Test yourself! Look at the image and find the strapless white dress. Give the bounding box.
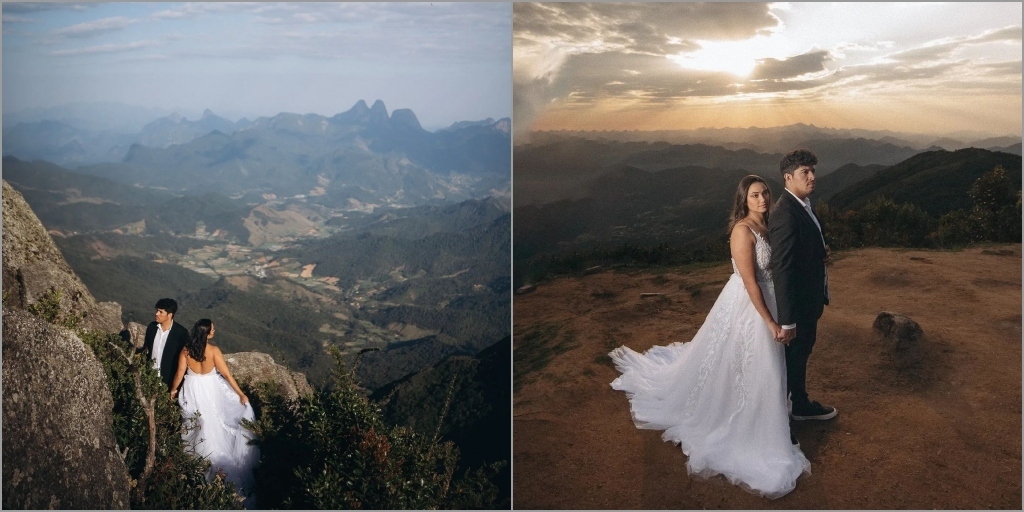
[178,366,259,505]
[609,229,810,498]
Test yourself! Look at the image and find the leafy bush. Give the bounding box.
[26,288,82,329]
[81,330,244,509]
[823,165,1021,250]
[246,350,501,509]
[855,197,934,247]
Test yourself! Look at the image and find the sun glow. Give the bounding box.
[669,39,763,77]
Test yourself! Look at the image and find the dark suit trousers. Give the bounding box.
[785,316,818,406]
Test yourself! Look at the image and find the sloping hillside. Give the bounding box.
[829,148,1022,216]
[513,245,1021,509]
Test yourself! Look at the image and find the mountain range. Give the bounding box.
[52,100,510,207]
[527,124,1021,154]
[829,148,1022,216]
[513,140,1021,285]
[4,100,511,210]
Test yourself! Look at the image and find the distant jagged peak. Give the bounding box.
[350,99,370,114]
[369,99,389,118]
[390,108,422,131]
[201,108,216,119]
[493,118,511,134]
[168,112,184,123]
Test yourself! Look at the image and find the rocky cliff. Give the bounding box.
[3,179,131,509]
[2,180,122,333]
[2,178,313,507]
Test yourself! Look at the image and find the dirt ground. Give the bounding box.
[513,244,1022,509]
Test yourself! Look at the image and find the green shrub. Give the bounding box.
[81,330,243,509]
[246,350,501,509]
[856,197,934,247]
[27,288,80,329]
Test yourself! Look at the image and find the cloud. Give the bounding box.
[2,3,93,14]
[974,25,1022,43]
[2,13,38,23]
[150,2,262,21]
[143,3,507,65]
[513,2,780,135]
[50,40,157,57]
[977,60,1023,77]
[51,16,137,39]
[750,50,831,80]
[515,2,780,53]
[885,24,1022,64]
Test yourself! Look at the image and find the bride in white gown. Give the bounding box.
[170,319,259,506]
[609,175,810,498]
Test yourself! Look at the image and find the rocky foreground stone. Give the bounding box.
[2,308,131,509]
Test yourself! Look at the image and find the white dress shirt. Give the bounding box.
[152,324,172,369]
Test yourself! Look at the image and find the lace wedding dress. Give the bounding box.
[609,229,810,498]
[179,367,259,505]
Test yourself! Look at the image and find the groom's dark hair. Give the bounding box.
[155,298,178,317]
[779,149,818,176]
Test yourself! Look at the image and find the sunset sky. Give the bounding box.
[3,2,511,128]
[514,2,1022,136]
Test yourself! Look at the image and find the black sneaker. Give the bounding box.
[791,400,837,421]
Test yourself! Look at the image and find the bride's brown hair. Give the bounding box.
[186,319,212,362]
[727,175,771,234]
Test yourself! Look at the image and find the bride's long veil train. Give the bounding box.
[610,231,810,499]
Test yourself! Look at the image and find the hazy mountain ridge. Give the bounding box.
[96,100,510,206]
[828,148,1023,215]
[514,136,926,208]
[514,139,1020,286]
[136,109,241,148]
[2,157,250,240]
[527,124,1020,153]
[4,101,512,209]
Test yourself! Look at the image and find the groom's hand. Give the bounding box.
[779,327,796,344]
[824,244,833,266]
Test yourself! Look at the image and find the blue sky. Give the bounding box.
[3,2,511,128]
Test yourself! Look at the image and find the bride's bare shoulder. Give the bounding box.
[730,221,755,240]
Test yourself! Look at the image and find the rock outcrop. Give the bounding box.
[873,311,924,350]
[2,308,131,509]
[223,352,314,401]
[2,180,122,333]
[123,322,313,400]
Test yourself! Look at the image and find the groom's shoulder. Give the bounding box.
[171,321,189,334]
[770,196,796,216]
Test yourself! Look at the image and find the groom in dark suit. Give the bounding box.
[139,298,189,390]
[769,149,838,422]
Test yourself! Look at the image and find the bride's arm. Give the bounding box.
[170,349,187,399]
[730,225,784,341]
[212,346,249,405]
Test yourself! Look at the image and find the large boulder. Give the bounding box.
[2,180,122,334]
[2,308,131,509]
[873,311,924,350]
[222,352,314,401]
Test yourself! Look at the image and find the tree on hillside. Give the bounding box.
[936,165,1021,245]
[823,164,1021,249]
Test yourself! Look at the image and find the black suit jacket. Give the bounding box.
[141,321,189,388]
[769,190,829,326]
